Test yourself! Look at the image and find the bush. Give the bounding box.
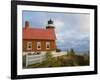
[56,48,61,52]
[67,48,75,57]
[45,51,52,62]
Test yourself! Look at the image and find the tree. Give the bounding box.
[70,48,75,54]
[67,48,75,56]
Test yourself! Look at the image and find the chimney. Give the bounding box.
[25,21,30,29]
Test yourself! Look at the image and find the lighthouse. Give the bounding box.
[46,19,55,29]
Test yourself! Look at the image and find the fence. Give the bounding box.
[26,53,46,67]
[25,51,67,67]
[52,52,67,57]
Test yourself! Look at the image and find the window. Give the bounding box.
[27,42,32,50]
[37,42,41,50]
[46,42,50,49]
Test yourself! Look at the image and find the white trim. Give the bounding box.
[46,42,50,50]
[37,41,41,50]
[17,5,95,75]
[48,24,55,27]
[27,41,32,50]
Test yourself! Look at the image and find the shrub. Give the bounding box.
[45,51,52,62]
[56,48,61,52]
[67,48,75,57]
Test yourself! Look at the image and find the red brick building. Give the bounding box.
[23,19,56,55]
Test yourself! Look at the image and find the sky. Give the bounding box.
[22,11,90,53]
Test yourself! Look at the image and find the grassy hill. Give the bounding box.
[24,49,89,68]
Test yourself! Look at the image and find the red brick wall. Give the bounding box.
[23,39,56,52]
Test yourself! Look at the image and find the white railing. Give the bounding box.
[52,52,67,57]
[25,51,67,67]
[26,54,46,67]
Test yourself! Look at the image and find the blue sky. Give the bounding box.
[22,11,90,53]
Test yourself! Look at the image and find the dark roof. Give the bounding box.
[48,19,53,24]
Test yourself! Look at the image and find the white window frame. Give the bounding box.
[37,42,41,50]
[27,42,32,50]
[46,42,50,50]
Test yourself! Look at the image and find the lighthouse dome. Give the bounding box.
[48,19,53,24]
[46,19,55,29]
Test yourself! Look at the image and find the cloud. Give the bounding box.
[51,19,65,33]
[62,13,90,33]
[77,14,90,32]
[56,30,89,41]
[56,29,89,52]
[23,11,90,52]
